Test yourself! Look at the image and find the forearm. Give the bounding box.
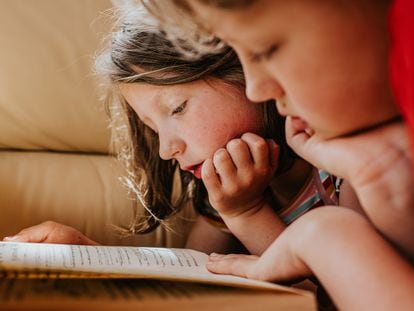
[339,121,414,259]
[288,120,414,258]
[283,207,414,310]
[185,216,243,254]
[220,202,286,255]
[350,147,414,260]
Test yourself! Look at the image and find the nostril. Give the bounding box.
[159,145,181,160]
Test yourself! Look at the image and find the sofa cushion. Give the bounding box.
[0,151,196,247]
[0,0,112,153]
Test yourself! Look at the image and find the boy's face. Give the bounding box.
[189,0,399,139]
[120,79,264,179]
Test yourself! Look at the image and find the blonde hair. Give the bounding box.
[95,3,292,234]
[140,0,229,59]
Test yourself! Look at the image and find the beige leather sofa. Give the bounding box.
[0,0,195,246]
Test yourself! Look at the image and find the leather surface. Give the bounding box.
[0,0,196,246]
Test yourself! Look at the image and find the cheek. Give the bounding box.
[237,104,266,133]
[188,120,239,153]
[182,119,228,152]
[186,104,265,153]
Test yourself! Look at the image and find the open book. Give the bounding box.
[0,242,316,310]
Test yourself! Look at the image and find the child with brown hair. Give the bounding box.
[142,0,414,309]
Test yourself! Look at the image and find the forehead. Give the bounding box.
[189,0,343,47]
[190,0,284,41]
[119,82,161,103]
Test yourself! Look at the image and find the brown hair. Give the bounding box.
[96,4,293,234]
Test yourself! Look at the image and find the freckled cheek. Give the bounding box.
[193,123,235,151]
[180,122,223,153]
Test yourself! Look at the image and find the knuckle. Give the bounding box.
[242,174,255,186]
[241,132,257,141]
[42,220,57,227]
[252,138,267,152]
[226,139,243,152]
[202,166,215,180]
[213,148,228,163]
[257,166,272,177]
[227,184,242,196]
[41,221,62,232]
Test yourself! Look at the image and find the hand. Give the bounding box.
[285,117,410,190]
[207,253,311,284]
[2,221,99,245]
[202,133,279,218]
[286,117,414,258]
[207,209,320,282]
[206,207,414,311]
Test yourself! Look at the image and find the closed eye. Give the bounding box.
[250,44,279,63]
[172,100,187,115]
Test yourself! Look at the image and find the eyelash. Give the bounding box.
[250,44,279,63]
[172,100,187,115]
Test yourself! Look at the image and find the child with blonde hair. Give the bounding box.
[4,4,349,264]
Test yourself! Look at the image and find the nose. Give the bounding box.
[158,129,185,160]
[239,56,285,103]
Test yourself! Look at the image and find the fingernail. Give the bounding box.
[3,235,23,241]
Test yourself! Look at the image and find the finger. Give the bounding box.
[285,117,337,174]
[3,221,56,243]
[285,116,312,156]
[202,158,222,194]
[240,133,270,170]
[3,221,98,245]
[225,138,253,172]
[212,148,237,183]
[207,253,260,278]
[285,117,326,166]
[42,224,98,245]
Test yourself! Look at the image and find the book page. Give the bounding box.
[0,242,307,295]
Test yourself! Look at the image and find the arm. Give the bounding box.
[286,118,414,259]
[185,216,245,254]
[2,221,99,245]
[207,206,414,311]
[338,179,365,216]
[202,133,286,255]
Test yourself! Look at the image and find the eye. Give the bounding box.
[250,44,279,63]
[262,44,279,60]
[172,100,187,115]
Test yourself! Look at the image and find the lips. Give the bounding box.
[289,116,315,134]
[193,164,203,179]
[290,116,308,129]
[182,163,203,179]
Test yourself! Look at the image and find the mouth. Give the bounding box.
[289,116,314,135]
[183,163,203,179]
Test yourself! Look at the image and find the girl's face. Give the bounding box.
[189,0,399,139]
[120,79,264,178]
